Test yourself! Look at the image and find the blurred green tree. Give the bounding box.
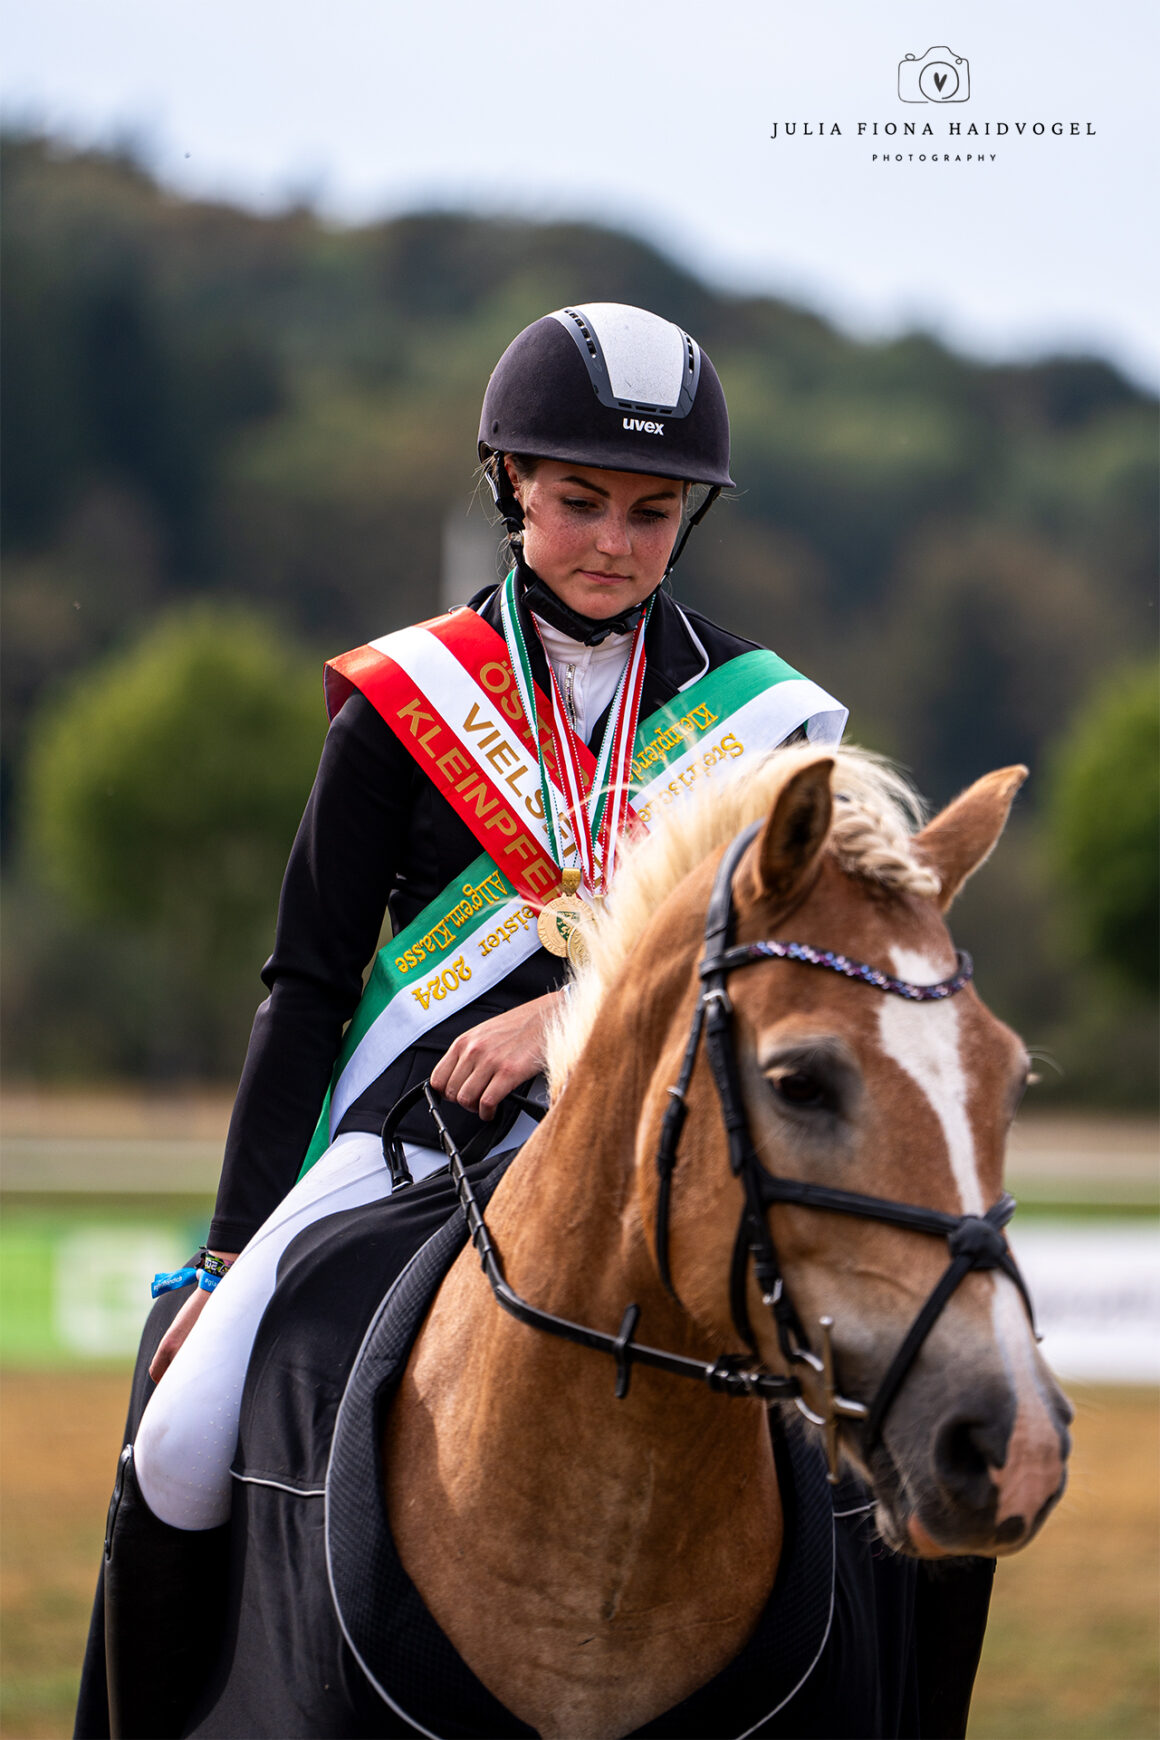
[1047,663,1159,995]
[23,605,326,1073]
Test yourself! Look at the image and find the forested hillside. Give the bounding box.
[3,133,1155,1095]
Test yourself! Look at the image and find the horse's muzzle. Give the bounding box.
[877,1370,1072,1558]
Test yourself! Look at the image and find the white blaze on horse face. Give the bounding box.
[875,948,983,1218]
[877,949,1066,1531]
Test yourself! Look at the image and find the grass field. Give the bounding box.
[1,1371,1156,1739]
[969,1386,1159,1740]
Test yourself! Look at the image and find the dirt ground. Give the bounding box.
[969,1384,1160,1740]
[1,1373,129,1738]
[1,1371,1156,1740]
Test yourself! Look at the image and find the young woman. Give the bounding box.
[128,303,848,1534]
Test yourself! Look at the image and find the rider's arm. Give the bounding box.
[149,1245,240,1379]
[207,694,413,1253]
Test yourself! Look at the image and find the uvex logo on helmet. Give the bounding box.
[623,417,664,435]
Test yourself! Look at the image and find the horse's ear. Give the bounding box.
[914,765,1029,911]
[751,757,835,908]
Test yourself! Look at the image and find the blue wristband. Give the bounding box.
[197,1269,222,1293]
[151,1267,198,1299]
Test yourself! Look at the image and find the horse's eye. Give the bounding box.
[772,1070,826,1109]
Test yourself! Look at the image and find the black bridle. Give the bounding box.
[381,820,1037,1483]
[656,820,1037,1476]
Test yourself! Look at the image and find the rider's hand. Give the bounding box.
[430,992,562,1120]
[148,1250,239,1382]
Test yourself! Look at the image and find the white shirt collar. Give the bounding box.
[531,614,633,741]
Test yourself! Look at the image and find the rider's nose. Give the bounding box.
[595,514,632,557]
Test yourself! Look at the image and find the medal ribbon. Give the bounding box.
[500,569,651,895]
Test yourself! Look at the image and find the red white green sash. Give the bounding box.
[299,606,846,1174]
[325,602,618,907]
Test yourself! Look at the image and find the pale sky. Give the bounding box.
[4,0,1158,387]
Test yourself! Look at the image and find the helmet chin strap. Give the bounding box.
[665,485,720,576]
[517,554,649,646]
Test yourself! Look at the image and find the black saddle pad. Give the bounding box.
[325,1221,850,1739]
[317,1178,953,1739]
[233,1152,515,1494]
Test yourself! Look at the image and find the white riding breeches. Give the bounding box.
[134,1117,536,1531]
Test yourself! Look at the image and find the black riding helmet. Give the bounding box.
[478,303,734,642]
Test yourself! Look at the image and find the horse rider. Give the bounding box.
[123,302,847,1539]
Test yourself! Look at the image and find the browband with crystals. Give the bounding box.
[700,942,974,1002]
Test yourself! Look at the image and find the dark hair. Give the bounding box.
[486,452,539,488]
[478,454,537,567]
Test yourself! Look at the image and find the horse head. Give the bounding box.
[553,746,1071,1563]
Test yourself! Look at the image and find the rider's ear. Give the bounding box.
[751,757,834,909]
[502,454,523,506]
[914,765,1029,911]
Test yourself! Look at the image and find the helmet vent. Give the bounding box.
[553,303,694,417]
[568,311,600,360]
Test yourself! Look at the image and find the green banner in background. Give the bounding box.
[0,1206,209,1366]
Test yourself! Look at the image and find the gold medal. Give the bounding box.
[537,868,592,959]
[565,923,591,968]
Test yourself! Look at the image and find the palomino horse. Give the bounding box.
[85,746,1070,1740]
[380,747,1070,1739]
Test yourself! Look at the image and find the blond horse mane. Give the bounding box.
[545,744,941,1092]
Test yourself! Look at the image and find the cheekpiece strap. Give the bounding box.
[702,822,762,963]
[653,822,761,1302]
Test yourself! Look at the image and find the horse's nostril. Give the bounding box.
[934,1413,1007,1510]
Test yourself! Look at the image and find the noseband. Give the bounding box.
[382,820,1037,1484]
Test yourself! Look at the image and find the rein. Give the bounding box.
[381,1081,799,1404]
[381,821,1037,1484]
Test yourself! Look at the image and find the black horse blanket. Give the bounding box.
[76,1154,994,1739]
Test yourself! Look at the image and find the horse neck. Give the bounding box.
[404,935,781,1539]
[385,903,783,1736]
[487,935,713,1364]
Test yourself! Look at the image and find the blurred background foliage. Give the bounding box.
[3,131,1157,1101]
[20,606,323,1076]
[1047,664,1159,998]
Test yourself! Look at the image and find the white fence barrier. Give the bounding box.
[1011,1222,1160,1383]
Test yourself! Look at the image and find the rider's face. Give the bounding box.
[506,458,685,621]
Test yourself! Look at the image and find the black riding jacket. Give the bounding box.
[209,583,763,1252]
